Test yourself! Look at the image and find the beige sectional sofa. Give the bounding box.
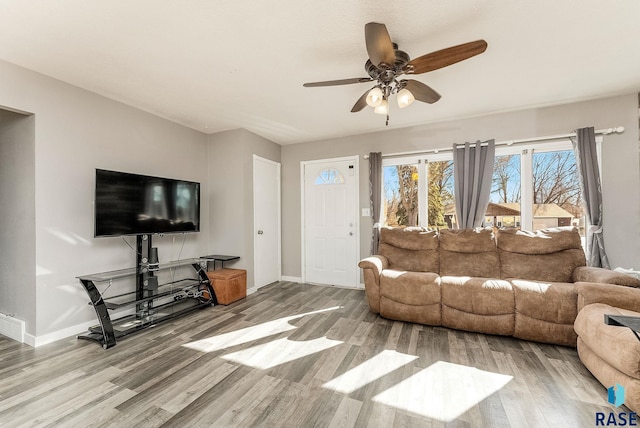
[359,226,640,347]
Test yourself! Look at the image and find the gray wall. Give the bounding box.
[0,52,637,342]
[0,59,210,340]
[207,128,281,290]
[281,93,640,279]
[0,109,35,331]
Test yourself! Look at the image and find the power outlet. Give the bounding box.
[362,208,371,217]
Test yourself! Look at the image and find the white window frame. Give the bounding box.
[380,137,601,230]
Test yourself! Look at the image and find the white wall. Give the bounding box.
[0,109,35,331]
[206,129,281,290]
[0,59,210,341]
[281,93,640,279]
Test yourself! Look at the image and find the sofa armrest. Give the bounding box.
[358,255,389,276]
[573,266,640,287]
[576,282,640,312]
[358,255,388,314]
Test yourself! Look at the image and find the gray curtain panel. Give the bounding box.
[453,139,495,229]
[369,152,382,255]
[573,127,610,268]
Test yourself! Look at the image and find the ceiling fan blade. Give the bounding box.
[365,22,396,67]
[403,80,441,104]
[351,88,373,112]
[406,40,488,74]
[303,77,373,87]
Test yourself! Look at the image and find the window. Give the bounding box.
[427,160,454,229]
[382,157,454,228]
[314,168,344,185]
[490,154,521,229]
[383,163,419,226]
[532,149,585,242]
[380,139,586,241]
[488,144,584,241]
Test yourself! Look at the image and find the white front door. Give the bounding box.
[303,157,359,287]
[253,155,281,289]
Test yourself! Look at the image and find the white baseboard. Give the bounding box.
[305,282,364,291]
[0,313,25,343]
[281,276,302,283]
[24,320,96,348]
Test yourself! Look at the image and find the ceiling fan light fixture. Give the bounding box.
[397,88,415,108]
[374,99,389,115]
[366,87,384,107]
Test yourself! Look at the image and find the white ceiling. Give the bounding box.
[1,1,639,145]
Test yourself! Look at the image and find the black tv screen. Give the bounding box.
[94,169,200,237]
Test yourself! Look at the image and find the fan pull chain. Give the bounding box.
[386,114,389,126]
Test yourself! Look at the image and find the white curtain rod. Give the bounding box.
[364,126,625,159]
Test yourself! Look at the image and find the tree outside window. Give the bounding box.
[427,160,454,228]
[383,165,418,226]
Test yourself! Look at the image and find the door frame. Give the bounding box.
[300,155,360,286]
[253,154,282,290]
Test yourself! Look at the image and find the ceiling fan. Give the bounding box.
[303,22,488,125]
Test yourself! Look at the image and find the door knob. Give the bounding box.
[258,230,264,235]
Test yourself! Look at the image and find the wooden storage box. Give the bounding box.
[206,268,247,305]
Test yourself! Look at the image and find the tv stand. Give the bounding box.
[77,235,216,349]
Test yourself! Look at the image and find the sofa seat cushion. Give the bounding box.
[439,228,500,278]
[441,276,514,315]
[575,303,640,379]
[380,270,440,306]
[441,276,514,336]
[512,279,578,323]
[497,227,586,282]
[511,279,578,346]
[379,270,441,326]
[378,227,439,272]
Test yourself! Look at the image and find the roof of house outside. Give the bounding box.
[531,203,575,218]
[444,202,575,218]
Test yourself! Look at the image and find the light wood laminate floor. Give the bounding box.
[0,282,617,427]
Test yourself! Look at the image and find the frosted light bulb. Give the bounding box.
[366,87,383,107]
[397,88,415,108]
[374,99,389,115]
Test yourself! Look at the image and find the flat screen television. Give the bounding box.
[94,169,200,237]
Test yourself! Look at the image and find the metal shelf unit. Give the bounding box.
[77,235,216,349]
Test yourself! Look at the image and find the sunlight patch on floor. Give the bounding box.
[222,336,343,369]
[322,350,418,394]
[372,361,513,422]
[182,306,341,353]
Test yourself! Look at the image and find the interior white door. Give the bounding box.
[304,158,358,286]
[253,155,281,289]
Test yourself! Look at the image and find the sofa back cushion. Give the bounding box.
[497,227,586,282]
[378,227,439,272]
[439,228,500,278]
